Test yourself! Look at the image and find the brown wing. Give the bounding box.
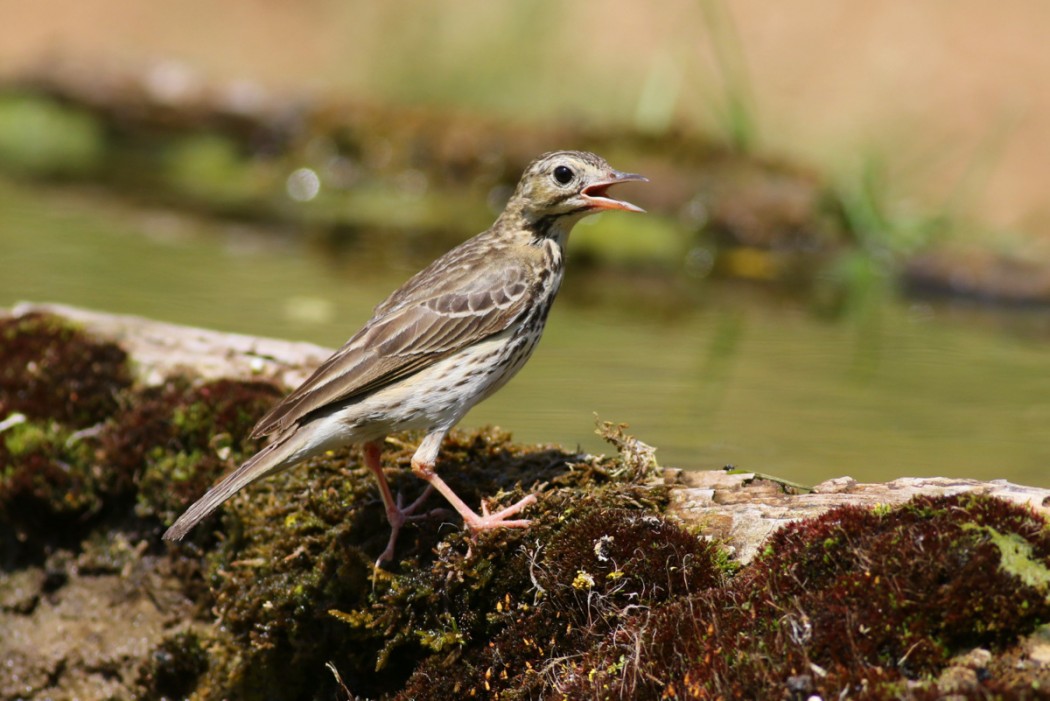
[251,249,536,439]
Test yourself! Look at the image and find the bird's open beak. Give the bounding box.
[582,170,648,213]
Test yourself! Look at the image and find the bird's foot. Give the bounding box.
[462,493,538,532]
[375,486,448,567]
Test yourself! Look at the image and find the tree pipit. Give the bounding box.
[163,150,647,564]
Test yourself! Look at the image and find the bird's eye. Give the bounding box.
[553,165,574,185]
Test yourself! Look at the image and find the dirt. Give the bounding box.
[0,540,204,700]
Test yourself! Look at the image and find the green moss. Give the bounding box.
[0,419,102,549]
[2,419,51,456]
[156,424,696,700]
[166,433,416,697]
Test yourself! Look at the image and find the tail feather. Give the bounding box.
[162,439,292,542]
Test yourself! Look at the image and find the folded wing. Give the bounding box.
[251,256,535,439]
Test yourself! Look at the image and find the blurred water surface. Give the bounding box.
[2,177,1048,487]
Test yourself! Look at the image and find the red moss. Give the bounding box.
[560,493,1050,699]
[0,312,131,428]
[752,494,1050,676]
[103,378,281,527]
[541,507,723,609]
[392,501,724,700]
[0,371,281,563]
[0,421,101,538]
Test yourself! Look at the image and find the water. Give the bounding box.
[2,177,1048,487]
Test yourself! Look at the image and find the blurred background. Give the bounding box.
[1,0,1048,486]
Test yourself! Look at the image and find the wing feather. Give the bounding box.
[251,250,537,439]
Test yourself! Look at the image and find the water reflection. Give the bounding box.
[1,178,1048,488]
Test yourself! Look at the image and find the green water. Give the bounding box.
[1,177,1048,487]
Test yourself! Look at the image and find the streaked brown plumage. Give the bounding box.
[163,150,646,563]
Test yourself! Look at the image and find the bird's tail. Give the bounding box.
[162,437,295,542]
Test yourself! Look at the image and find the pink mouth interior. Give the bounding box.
[582,181,643,212]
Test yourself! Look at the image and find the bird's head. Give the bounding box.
[505,151,647,234]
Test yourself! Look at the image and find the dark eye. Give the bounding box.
[553,165,574,185]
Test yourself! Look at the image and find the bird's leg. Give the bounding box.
[399,482,437,518]
[410,432,537,532]
[363,440,436,565]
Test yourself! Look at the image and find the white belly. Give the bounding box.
[311,326,543,446]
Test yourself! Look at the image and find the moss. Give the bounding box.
[557,493,1050,699]
[0,312,132,428]
[0,419,101,542]
[0,318,281,562]
[387,497,724,701]
[751,494,1050,676]
[195,448,450,696]
[0,311,133,561]
[135,631,209,700]
[3,310,1047,699]
[108,377,281,530]
[184,444,406,700]
[159,425,689,700]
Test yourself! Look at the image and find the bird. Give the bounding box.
[162,150,647,563]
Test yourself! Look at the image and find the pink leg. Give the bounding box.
[363,441,436,565]
[409,431,537,533]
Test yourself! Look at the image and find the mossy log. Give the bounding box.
[12,300,1050,565]
[3,301,1050,700]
